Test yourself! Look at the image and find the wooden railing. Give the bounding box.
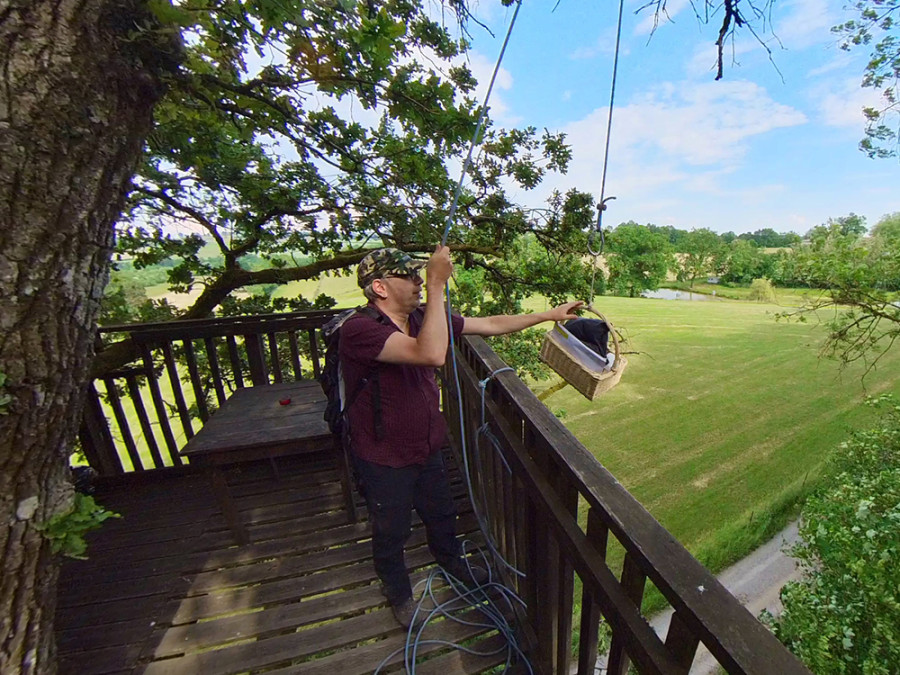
[443,336,812,675]
[79,310,338,475]
[78,311,812,674]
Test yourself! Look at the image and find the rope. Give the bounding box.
[372,543,533,675]
[383,4,535,671]
[442,0,528,584]
[598,0,624,218]
[441,0,522,247]
[587,0,626,303]
[453,363,525,578]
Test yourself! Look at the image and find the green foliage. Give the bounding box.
[101,270,152,325]
[833,0,900,158]
[434,192,596,377]
[606,222,672,297]
[777,214,900,369]
[769,396,900,673]
[647,223,689,248]
[807,213,869,240]
[643,224,802,254]
[105,0,587,348]
[0,372,12,414]
[486,329,549,381]
[679,228,722,286]
[871,212,900,248]
[449,195,595,319]
[747,278,776,302]
[738,228,802,248]
[38,494,121,560]
[714,239,772,284]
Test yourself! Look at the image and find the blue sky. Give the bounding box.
[459,0,898,235]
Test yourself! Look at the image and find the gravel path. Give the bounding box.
[591,521,802,674]
[649,520,802,674]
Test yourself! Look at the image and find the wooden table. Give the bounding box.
[180,381,357,544]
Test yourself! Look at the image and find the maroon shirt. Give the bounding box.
[339,305,465,467]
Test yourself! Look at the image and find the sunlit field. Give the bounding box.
[138,276,900,576]
[528,294,900,573]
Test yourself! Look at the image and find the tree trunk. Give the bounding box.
[0,1,175,672]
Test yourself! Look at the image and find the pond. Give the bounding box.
[641,288,717,301]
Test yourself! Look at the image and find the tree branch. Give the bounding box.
[90,244,499,377]
[135,187,229,254]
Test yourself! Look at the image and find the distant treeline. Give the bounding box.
[604,212,900,294]
[649,225,802,249]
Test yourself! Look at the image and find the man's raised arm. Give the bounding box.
[462,301,583,337]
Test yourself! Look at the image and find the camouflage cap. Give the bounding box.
[357,248,427,288]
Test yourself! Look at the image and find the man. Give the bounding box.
[339,245,582,627]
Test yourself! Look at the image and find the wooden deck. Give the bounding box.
[55,450,514,674]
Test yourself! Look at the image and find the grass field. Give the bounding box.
[145,272,368,310]
[528,294,900,579]
[270,273,366,306]
[665,281,822,305]
[133,278,900,582]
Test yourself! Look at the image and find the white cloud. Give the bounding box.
[466,50,520,125]
[804,76,882,128]
[807,51,855,78]
[819,92,868,128]
[612,80,807,165]
[633,0,693,37]
[771,0,836,50]
[529,80,805,218]
[570,30,621,60]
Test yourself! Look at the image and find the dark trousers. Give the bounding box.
[353,450,461,605]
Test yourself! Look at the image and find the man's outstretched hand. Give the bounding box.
[546,301,584,322]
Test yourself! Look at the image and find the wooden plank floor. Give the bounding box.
[55,451,518,674]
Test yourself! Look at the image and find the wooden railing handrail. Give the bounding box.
[98,309,339,338]
[81,309,342,475]
[79,309,812,674]
[452,336,812,675]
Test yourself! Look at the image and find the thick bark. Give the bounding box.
[0,1,175,672]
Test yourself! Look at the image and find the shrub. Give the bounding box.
[748,278,776,302]
[768,397,900,674]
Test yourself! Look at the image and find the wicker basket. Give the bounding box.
[539,306,626,401]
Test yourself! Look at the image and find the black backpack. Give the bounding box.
[319,305,389,441]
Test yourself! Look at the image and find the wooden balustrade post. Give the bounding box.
[288,331,303,380]
[266,333,282,383]
[607,553,648,674]
[665,610,700,670]
[203,337,228,405]
[139,344,182,467]
[226,335,245,388]
[577,508,610,674]
[244,333,269,385]
[77,382,123,476]
[307,328,321,378]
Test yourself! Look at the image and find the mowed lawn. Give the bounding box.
[529,295,900,572]
[137,276,900,574]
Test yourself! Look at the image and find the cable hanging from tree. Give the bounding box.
[539,0,629,402]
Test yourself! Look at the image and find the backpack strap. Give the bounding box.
[369,371,384,440]
[342,305,389,440]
